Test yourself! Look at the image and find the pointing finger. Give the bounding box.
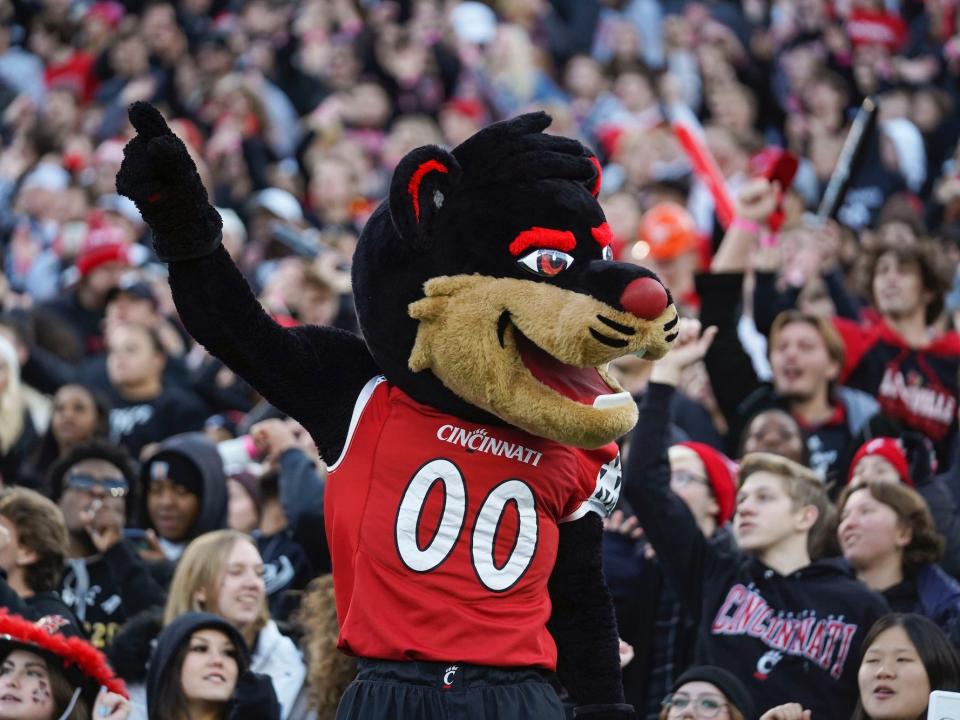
[128,101,173,140]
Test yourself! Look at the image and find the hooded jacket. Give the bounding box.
[625,383,890,720]
[140,433,228,557]
[146,612,279,720]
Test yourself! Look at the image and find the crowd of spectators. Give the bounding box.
[4,0,960,718]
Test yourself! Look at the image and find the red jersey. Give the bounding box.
[324,376,622,669]
[835,317,960,465]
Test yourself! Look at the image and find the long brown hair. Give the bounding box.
[295,575,356,719]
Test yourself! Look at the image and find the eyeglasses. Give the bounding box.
[662,693,728,718]
[670,470,710,488]
[65,473,129,498]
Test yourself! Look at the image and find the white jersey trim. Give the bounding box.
[328,375,387,472]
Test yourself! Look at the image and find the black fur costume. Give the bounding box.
[117,103,679,719]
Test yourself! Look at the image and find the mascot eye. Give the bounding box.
[602,246,614,261]
[517,249,575,277]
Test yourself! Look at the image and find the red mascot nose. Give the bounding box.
[620,277,668,320]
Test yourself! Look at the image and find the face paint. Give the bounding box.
[31,683,50,703]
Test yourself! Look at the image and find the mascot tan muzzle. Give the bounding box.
[409,274,679,448]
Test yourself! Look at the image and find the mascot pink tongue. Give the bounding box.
[518,276,668,405]
[516,334,614,404]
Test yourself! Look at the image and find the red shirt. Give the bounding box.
[325,376,621,669]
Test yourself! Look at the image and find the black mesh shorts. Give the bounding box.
[335,658,567,719]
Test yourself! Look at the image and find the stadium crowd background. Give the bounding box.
[4,0,960,718]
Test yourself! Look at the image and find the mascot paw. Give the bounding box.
[116,102,222,261]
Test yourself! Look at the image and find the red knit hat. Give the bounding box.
[0,611,127,716]
[676,441,739,525]
[75,240,129,277]
[848,437,912,486]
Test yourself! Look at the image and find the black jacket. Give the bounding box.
[625,383,890,720]
[0,409,37,486]
[59,540,166,649]
[109,385,210,459]
[147,612,280,720]
[0,572,82,637]
[603,520,737,717]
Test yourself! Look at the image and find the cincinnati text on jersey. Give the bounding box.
[436,425,544,467]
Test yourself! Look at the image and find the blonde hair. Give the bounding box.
[738,452,831,552]
[164,530,269,646]
[295,575,356,719]
[0,336,25,454]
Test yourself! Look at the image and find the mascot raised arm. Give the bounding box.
[117,102,678,720]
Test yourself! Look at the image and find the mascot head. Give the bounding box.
[353,113,678,448]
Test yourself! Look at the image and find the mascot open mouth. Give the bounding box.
[408,274,675,448]
[506,315,634,410]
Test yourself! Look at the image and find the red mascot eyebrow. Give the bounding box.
[591,222,613,248]
[408,160,449,221]
[509,227,577,256]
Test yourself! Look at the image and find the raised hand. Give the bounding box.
[92,687,131,720]
[116,102,222,261]
[79,500,124,554]
[735,177,780,226]
[650,318,718,387]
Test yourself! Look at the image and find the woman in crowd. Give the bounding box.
[838,480,960,639]
[146,612,278,720]
[761,613,960,720]
[164,530,307,719]
[659,666,753,720]
[0,610,129,720]
[0,336,37,485]
[26,383,109,485]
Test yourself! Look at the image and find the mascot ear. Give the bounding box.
[389,145,462,249]
[584,149,603,198]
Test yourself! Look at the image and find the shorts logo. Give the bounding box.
[442,665,459,689]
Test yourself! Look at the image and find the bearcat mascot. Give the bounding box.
[117,102,679,720]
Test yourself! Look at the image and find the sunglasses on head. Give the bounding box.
[65,473,129,498]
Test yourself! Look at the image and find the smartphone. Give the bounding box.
[929,689,960,719]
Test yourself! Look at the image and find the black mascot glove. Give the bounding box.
[116,101,223,261]
[227,670,281,720]
[573,704,637,719]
